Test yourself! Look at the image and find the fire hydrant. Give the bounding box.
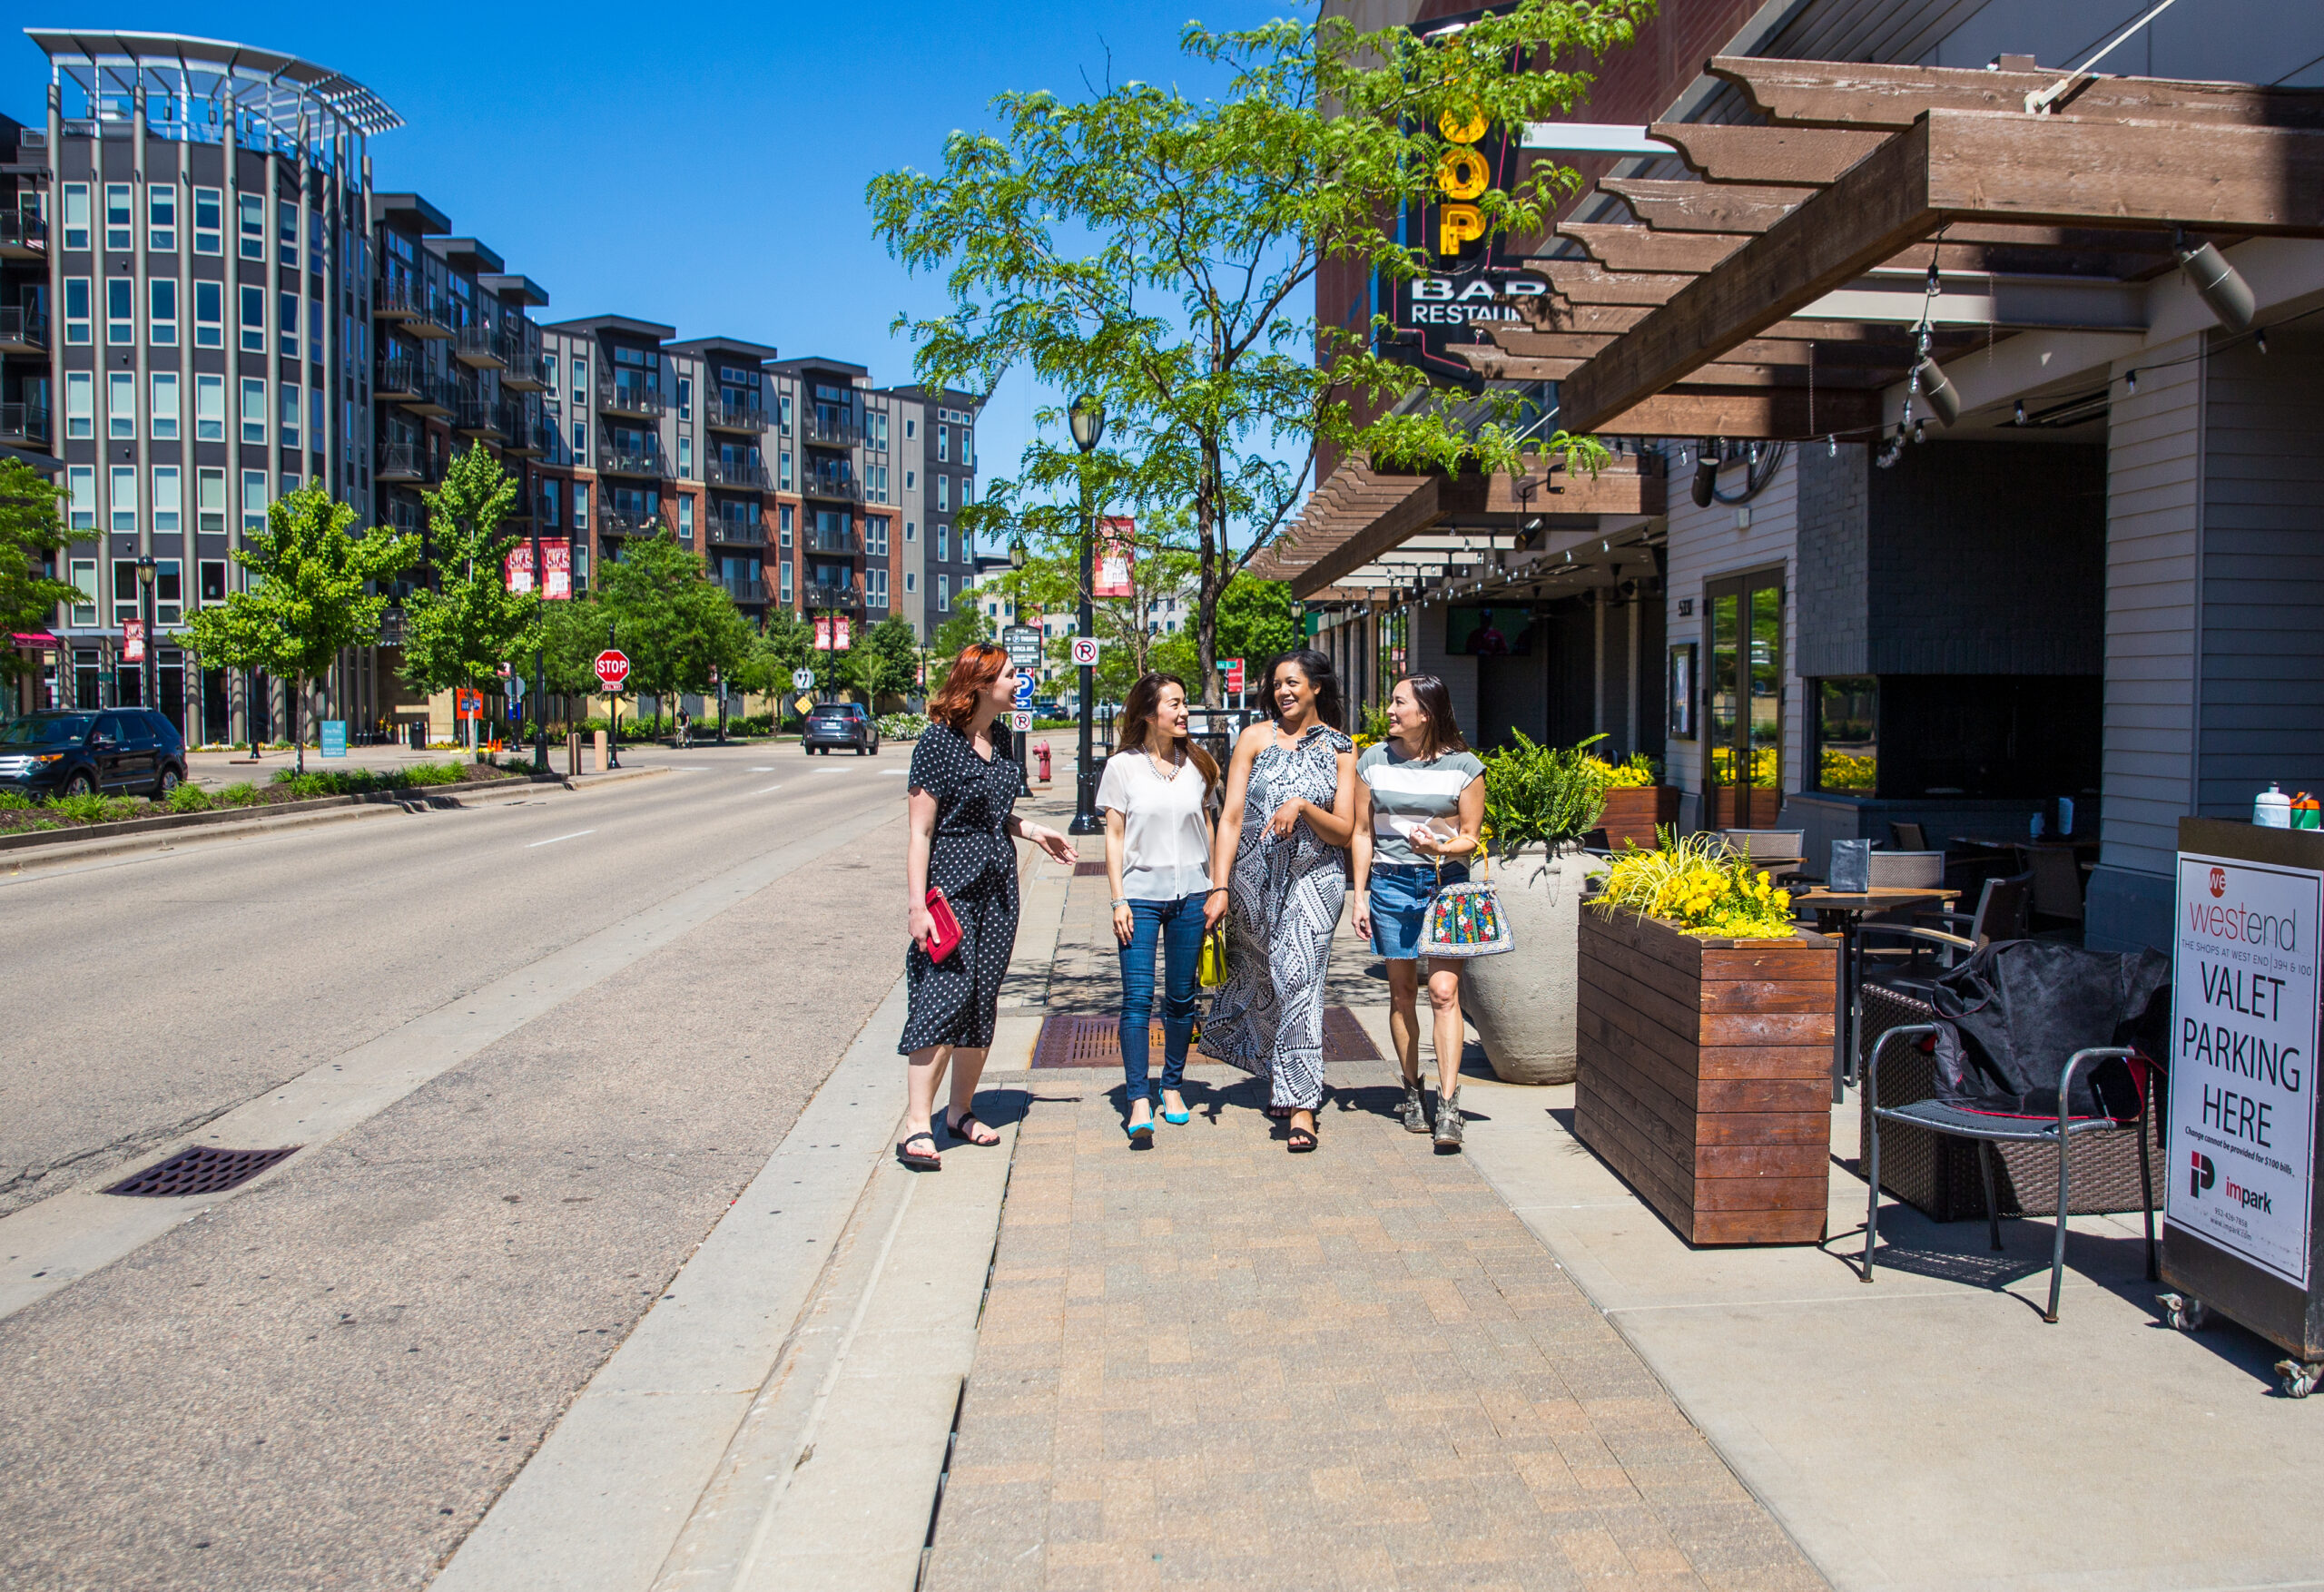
[1033,740,1052,784]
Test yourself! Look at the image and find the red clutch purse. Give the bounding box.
[923,888,963,962]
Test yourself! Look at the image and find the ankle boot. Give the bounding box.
[1400,1074,1430,1134]
[1433,1083,1463,1149]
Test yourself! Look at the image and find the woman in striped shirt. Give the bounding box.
[1349,675,1485,1148]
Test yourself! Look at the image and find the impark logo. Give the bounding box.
[2191,1151,2216,1199]
[2211,866,2228,899]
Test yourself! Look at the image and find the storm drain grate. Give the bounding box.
[1031,1007,1380,1068]
[105,1145,302,1197]
[1072,860,1108,877]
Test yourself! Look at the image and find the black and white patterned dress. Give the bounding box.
[900,722,1020,1054]
[1199,723,1353,1109]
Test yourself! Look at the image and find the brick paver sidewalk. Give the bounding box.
[928,1058,1828,1592]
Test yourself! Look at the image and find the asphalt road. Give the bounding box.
[0,737,917,1590]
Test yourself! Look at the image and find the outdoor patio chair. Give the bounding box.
[1715,828,1804,861]
[1850,871,2034,1085]
[2023,845,2086,929]
[1890,821,1928,850]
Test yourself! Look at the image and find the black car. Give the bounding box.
[800,703,881,756]
[0,709,188,799]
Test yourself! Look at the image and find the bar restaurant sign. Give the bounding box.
[1380,24,1549,383]
[2168,849,2323,1287]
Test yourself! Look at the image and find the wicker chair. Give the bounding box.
[1863,1023,2157,1322]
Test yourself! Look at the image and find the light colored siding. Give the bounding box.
[1662,450,1802,803]
[1412,598,1477,744]
[2102,335,2202,879]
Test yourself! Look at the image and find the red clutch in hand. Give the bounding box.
[923,888,963,962]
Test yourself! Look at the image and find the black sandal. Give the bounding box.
[897,1131,942,1171]
[946,1111,999,1146]
[1286,1125,1317,1153]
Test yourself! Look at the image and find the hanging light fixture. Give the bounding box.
[1912,355,1960,427]
[2177,231,2255,331]
[2014,399,2026,426]
[1690,456,1718,509]
[1827,434,1837,457]
[2126,369,2139,395]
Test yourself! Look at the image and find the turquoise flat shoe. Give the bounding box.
[1126,1111,1155,1141]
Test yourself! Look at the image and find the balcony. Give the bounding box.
[806,524,861,556]
[707,398,770,434]
[718,576,770,604]
[600,447,672,479]
[374,280,451,338]
[0,306,49,355]
[377,443,432,482]
[707,457,770,489]
[804,413,861,447]
[709,513,764,545]
[602,506,663,537]
[0,211,44,260]
[375,358,426,402]
[0,401,48,446]
[803,473,862,504]
[388,370,455,418]
[598,383,666,420]
[500,333,547,392]
[502,409,550,458]
[454,323,507,370]
[453,398,499,438]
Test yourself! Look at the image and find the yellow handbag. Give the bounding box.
[1197,924,1228,988]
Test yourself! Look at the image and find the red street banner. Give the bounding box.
[122,619,145,663]
[455,688,485,720]
[814,615,852,651]
[505,541,573,599]
[1221,657,1245,693]
[1094,516,1136,599]
[594,649,631,691]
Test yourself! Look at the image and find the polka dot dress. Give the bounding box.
[900,722,1023,1054]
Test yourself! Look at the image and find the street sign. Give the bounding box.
[507,673,527,701]
[793,693,815,717]
[1009,711,1033,732]
[1221,657,1245,693]
[595,649,631,691]
[1069,635,1102,668]
[1002,624,1041,668]
[455,688,485,720]
[792,668,815,691]
[1013,672,1035,709]
[320,720,347,758]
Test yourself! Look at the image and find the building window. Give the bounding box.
[193,280,222,348]
[69,557,97,626]
[104,183,132,251]
[241,378,265,444]
[572,420,586,459]
[61,183,90,251]
[200,558,226,602]
[778,393,792,433]
[64,277,91,344]
[905,519,916,543]
[542,355,559,400]
[867,516,889,555]
[904,416,915,439]
[110,466,137,533]
[676,378,692,420]
[238,192,263,260]
[868,567,889,608]
[678,495,694,539]
[192,187,222,254]
[240,284,264,352]
[937,423,949,463]
[105,278,133,345]
[960,426,973,466]
[678,435,693,479]
[780,560,793,602]
[148,185,176,252]
[904,570,916,595]
[574,483,589,531]
[936,525,948,561]
[938,574,950,612]
[107,372,135,439]
[873,412,890,448]
[281,383,300,450]
[153,467,182,533]
[64,373,93,439]
[542,478,561,527]
[277,199,298,266]
[148,278,177,345]
[571,356,587,397]
[151,373,179,440]
[67,467,95,532]
[197,468,225,534]
[241,470,268,533]
[309,296,322,364]
[779,503,793,549]
[195,374,224,441]
[279,291,299,359]
[935,475,950,513]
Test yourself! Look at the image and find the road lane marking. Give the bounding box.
[527,830,596,848]
[752,785,783,795]
[750,767,775,771]
[881,770,909,777]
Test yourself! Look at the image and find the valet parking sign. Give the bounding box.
[2168,852,2322,1287]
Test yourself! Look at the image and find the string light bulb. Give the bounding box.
[1827,433,1837,457]
[2126,369,2139,394]
[2256,327,2270,355]
[2014,399,2026,426]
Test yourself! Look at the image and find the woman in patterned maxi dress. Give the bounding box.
[1200,649,1357,1152]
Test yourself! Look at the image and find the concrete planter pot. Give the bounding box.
[1462,842,1603,1085]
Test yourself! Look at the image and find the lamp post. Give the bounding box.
[1008,531,1030,794]
[1067,395,1104,837]
[530,496,547,773]
[132,555,158,714]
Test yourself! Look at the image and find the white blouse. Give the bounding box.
[1096,748,1215,901]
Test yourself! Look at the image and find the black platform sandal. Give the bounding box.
[1286,1125,1317,1153]
[897,1131,942,1171]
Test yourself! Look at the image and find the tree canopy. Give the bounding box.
[0,459,80,683]
[398,444,540,722]
[596,532,754,713]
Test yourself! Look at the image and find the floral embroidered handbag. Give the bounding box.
[1420,848,1514,959]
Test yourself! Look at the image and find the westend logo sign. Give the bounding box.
[2167,852,2321,1287]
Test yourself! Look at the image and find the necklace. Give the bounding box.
[1148,744,1186,781]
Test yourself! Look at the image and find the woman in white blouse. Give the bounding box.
[1098,673,1222,1141]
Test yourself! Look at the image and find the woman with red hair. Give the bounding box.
[897,643,1077,1170]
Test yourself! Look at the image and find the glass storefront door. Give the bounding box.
[1706,571,1785,829]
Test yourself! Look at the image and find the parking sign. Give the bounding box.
[1009,711,1034,732]
[1070,635,1101,668]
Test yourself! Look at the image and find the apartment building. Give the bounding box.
[891,384,981,634]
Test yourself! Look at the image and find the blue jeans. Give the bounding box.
[1118,894,1205,1101]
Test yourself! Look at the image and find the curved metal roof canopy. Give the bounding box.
[25,28,403,137]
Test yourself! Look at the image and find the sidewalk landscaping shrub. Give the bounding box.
[0,758,521,836]
[1479,732,1611,854]
[876,712,926,741]
[1591,828,1797,939]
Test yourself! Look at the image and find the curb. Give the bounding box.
[0,765,667,869]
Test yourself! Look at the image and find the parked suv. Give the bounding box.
[0,709,189,799]
[800,703,881,756]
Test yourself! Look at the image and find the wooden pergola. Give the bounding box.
[1262,56,2324,601]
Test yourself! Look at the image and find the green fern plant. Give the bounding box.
[1479,732,1612,854]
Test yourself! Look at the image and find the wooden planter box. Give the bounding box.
[1598,785,1680,850]
[1575,908,1837,1245]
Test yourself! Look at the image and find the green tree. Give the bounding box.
[0,460,80,685]
[399,444,540,743]
[181,485,416,771]
[930,602,993,663]
[1214,575,1299,674]
[598,532,753,725]
[848,614,921,703]
[870,1,1636,702]
[540,593,611,697]
[736,607,814,702]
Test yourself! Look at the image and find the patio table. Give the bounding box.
[1792,886,1959,1103]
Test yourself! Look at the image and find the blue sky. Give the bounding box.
[7,3,1285,499]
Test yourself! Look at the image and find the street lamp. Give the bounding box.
[132,555,158,714]
[1067,394,1104,837]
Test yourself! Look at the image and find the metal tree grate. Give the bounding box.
[1031,1007,1381,1068]
[105,1145,301,1197]
[1073,860,1108,877]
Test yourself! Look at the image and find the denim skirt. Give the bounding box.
[1367,860,1468,960]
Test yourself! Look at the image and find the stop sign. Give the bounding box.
[594,649,631,690]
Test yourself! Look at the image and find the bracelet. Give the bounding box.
[1111,898,1130,908]
[1206,886,1229,896]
